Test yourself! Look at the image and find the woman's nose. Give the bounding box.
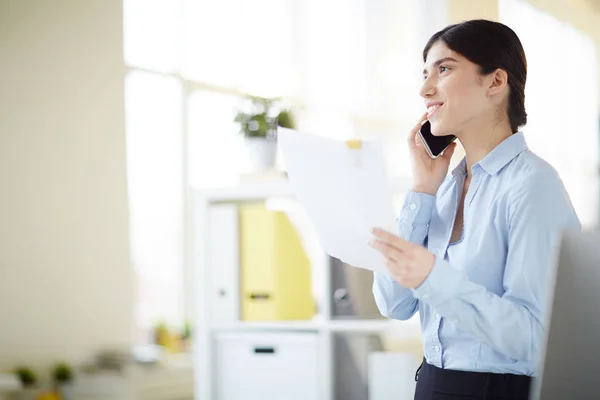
[420,78,436,98]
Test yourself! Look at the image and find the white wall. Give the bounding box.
[0,0,133,372]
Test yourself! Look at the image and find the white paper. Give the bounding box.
[278,128,398,273]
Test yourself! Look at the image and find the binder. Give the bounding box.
[208,203,240,322]
[239,203,314,321]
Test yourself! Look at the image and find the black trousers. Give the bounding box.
[414,359,533,400]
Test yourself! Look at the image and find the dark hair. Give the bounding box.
[423,19,527,133]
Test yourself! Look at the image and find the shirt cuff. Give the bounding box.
[399,191,436,227]
[412,257,464,306]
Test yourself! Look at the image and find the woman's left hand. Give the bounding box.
[369,228,436,289]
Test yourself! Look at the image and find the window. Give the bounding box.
[125,70,184,339]
[124,0,186,340]
[187,91,249,188]
[124,0,182,73]
[124,0,302,340]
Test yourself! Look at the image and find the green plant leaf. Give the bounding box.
[234,95,294,139]
[15,366,37,387]
[277,110,295,129]
[53,362,74,383]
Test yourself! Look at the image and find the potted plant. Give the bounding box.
[14,366,39,400]
[234,96,295,173]
[52,362,74,400]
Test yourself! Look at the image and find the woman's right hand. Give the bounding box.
[408,112,457,196]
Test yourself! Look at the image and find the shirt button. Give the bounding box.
[433,345,440,352]
[409,203,417,210]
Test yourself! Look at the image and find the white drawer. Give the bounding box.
[215,332,319,400]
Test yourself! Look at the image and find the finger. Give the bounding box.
[415,130,425,148]
[371,228,414,253]
[384,258,397,272]
[440,141,457,161]
[388,265,409,287]
[408,112,428,138]
[407,112,429,149]
[369,238,404,262]
[385,258,405,280]
[370,228,402,248]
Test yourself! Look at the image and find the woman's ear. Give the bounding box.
[487,68,509,96]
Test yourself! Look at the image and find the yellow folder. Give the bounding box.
[239,203,314,321]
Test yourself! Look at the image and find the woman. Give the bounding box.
[370,19,580,400]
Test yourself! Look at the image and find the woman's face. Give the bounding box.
[420,41,494,137]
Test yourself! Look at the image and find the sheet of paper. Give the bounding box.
[278,128,398,274]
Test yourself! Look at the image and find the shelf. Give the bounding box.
[194,174,417,400]
[211,320,322,332]
[195,176,413,203]
[196,180,294,203]
[328,318,417,332]
[210,317,419,334]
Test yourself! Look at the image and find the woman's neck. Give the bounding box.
[458,118,513,178]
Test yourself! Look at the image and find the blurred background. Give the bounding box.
[1,0,599,399]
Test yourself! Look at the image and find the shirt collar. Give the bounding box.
[452,132,528,177]
[452,157,467,177]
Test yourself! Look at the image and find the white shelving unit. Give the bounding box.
[192,178,416,400]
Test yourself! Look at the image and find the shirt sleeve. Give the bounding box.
[372,191,436,320]
[412,176,581,361]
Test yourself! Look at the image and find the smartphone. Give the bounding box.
[417,120,457,159]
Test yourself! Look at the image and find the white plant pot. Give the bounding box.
[244,137,277,173]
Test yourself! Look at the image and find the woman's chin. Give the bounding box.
[430,122,448,137]
[430,121,456,137]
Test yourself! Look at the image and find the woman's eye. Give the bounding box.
[439,66,449,73]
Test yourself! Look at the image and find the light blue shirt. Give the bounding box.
[373,132,581,376]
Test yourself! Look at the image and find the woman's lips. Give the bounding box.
[427,103,443,118]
